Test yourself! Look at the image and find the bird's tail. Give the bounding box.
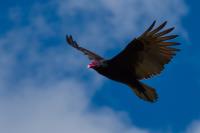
[127,81,158,103]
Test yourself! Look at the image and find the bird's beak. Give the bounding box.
[87,61,97,68]
[87,62,96,68]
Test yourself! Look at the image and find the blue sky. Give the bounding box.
[0,0,200,133]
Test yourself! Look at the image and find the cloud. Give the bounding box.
[55,0,188,53]
[0,2,147,133]
[0,79,149,133]
[186,120,200,133]
[0,0,189,133]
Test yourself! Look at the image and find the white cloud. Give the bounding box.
[0,0,189,133]
[186,120,200,133]
[0,80,149,133]
[55,0,188,53]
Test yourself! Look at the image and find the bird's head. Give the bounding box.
[87,60,107,69]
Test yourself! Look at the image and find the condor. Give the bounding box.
[66,21,180,103]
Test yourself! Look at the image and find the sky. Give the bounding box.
[0,0,200,133]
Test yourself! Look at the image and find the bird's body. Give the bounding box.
[95,60,132,83]
[66,21,180,103]
[93,39,159,102]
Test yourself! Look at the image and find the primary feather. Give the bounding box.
[110,21,179,79]
[66,35,103,60]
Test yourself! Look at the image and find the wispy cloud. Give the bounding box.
[55,0,188,52]
[0,0,189,132]
[186,120,200,133]
[0,79,149,133]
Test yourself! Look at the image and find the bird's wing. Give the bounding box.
[109,21,180,80]
[66,35,104,61]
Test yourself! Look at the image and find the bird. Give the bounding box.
[66,21,180,103]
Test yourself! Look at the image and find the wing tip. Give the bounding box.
[168,27,175,32]
[66,34,74,45]
[66,34,72,39]
[153,20,156,25]
[173,34,179,39]
[163,21,168,25]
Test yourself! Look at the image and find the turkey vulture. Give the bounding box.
[66,21,180,103]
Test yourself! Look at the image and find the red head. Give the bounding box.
[87,60,101,69]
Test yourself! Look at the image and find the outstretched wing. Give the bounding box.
[109,21,180,80]
[66,35,104,60]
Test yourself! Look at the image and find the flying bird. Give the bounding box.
[66,21,180,103]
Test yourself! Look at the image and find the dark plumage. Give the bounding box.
[66,21,180,103]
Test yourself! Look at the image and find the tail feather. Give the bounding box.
[128,81,158,102]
